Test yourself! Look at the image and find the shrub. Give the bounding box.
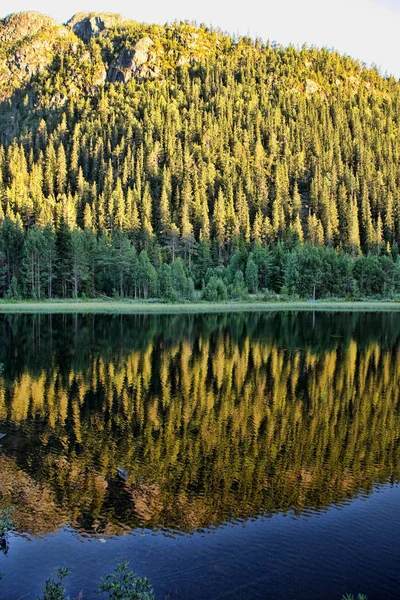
[228,270,248,299]
[37,567,71,600]
[262,288,278,301]
[202,276,227,301]
[97,560,155,600]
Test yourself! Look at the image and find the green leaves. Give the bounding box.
[37,567,71,600]
[202,276,228,301]
[97,560,155,600]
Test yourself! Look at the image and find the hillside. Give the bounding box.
[0,11,399,300]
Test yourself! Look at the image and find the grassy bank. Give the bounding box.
[0,299,400,314]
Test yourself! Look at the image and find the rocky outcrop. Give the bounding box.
[177,54,190,67]
[0,12,58,44]
[173,31,199,50]
[107,37,160,83]
[0,11,216,99]
[0,13,77,100]
[305,79,320,95]
[66,12,124,42]
[13,38,59,77]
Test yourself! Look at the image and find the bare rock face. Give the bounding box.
[177,54,190,67]
[66,13,124,42]
[13,41,53,76]
[107,37,159,83]
[305,79,320,95]
[0,12,58,44]
[0,12,77,100]
[173,31,199,50]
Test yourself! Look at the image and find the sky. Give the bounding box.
[3,0,400,78]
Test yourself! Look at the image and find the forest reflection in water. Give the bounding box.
[0,311,399,538]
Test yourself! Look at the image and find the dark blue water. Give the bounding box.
[2,484,399,599]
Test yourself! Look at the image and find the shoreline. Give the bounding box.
[0,300,400,314]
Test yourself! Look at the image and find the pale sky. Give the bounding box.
[2,0,400,78]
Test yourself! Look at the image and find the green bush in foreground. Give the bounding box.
[0,558,369,600]
[97,560,155,600]
[33,561,155,600]
[37,567,71,600]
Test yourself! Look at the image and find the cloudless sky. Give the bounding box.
[2,0,400,78]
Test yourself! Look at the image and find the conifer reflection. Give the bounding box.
[0,312,399,536]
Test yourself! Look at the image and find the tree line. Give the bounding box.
[1,215,399,300]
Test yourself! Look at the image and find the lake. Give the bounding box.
[0,311,399,599]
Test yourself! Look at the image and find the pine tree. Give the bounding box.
[214,188,226,263]
[55,217,72,297]
[245,253,259,293]
[43,224,56,299]
[56,143,67,196]
[70,230,89,298]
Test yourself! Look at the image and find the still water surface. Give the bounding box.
[0,312,399,598]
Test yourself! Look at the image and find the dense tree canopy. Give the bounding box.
[0,12,400,299]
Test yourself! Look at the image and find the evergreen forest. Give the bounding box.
[1,11,400,300]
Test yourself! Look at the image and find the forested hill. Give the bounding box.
[0,11,400,300]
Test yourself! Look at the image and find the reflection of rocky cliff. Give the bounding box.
[0,455,63,535]
[0,312,400,537]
